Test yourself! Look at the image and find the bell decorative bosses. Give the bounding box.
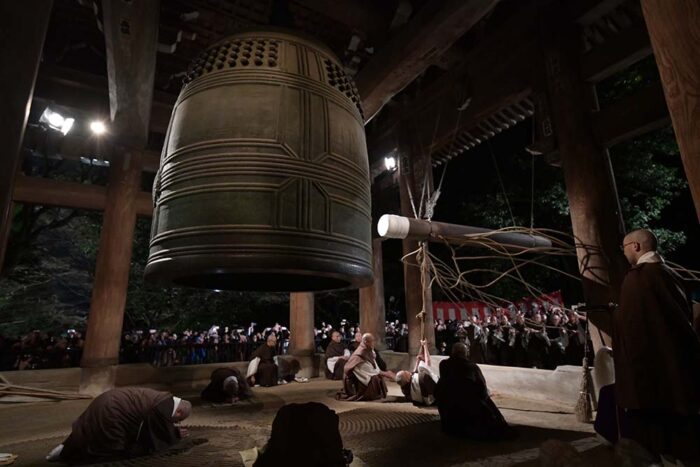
[145,31,373,291]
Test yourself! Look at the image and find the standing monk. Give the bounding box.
[46,387,191,462]
[324,331,350,380]
[614,229,700,461]
[340,333,395,401]
[247,334,279,387]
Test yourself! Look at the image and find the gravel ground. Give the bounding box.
[0,378,614,467]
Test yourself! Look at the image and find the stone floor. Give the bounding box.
[0,379,616,466]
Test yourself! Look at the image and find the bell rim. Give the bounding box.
[144,254,373,292]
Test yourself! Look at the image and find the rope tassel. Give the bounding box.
[575,356,594,423]
[575,311,595,424]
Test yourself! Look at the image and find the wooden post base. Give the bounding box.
[79,365,117,396]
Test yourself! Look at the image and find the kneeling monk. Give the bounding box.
[47,387,191,462]
[201,367,251,403]
[396,339,439,406]
[435,343,513,440]
[341,333,395,401]
[247,334,279,387]
[325,331,350,380]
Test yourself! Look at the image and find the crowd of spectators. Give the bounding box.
[434,304,591,369]
[0,329,84,371]
[1,302,590,371]
[120,323,291,366]
[313,319,411,353]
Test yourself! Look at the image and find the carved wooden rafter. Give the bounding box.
[356,0,500,123]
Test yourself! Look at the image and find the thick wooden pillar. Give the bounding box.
[0,1,53,271]
[289,292,315,357]
[540,7,628,350]
[641,0,700,221]
[359,238,387,350]
[80,150,142,393]
[80,0,159,394]
[80,150,141,393]
[398,121,436,357]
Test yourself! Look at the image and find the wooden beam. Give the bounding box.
[580,20,652,82]
[571,0,628,25]
[540,4,628,345]
[359,239,387,350]
[102,0,160,147]
[356,0,499,122]
[593,82,669,147]
[80,150,143,393]
[642,0,700,221]
[135,192,154,218]
[12,175,153,217]
[289,292,315,357]
[0,0,53,271]
[367,2,540,163]
[293,0,388,40]
[13,176,107,211]
[397,119,436,357]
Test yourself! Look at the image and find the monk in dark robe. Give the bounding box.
[614,229,700,461]
[348,331,362,352]
[201,367,251,403]
[247,334,279,387]
[46,387,191,462]
[396,339,438,406]
[435,343,513,440]
[465,320,486,363]
[324,331,350,380]
[340,333,395,401]
[254,402,351,467]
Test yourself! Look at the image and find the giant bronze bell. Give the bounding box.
[145,31,373,292]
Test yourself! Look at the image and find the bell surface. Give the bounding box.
[145,30,373,292]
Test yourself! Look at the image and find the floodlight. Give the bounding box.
[39,107,75,135]
[47,112,64,128]
[384,156,397,171]
[90,120,107,135]
[60,118,75,135]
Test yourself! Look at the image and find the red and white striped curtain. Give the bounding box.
[432,291,564,321]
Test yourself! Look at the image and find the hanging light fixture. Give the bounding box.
[39,107,75,135]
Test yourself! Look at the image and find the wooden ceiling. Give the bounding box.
[42,0,414,95]
[32,0,662,173]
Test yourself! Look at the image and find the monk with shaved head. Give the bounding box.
[614,228,700,462]
[620,228,659,266]
[339,333,395,401]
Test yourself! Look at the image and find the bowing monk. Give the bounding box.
[395,339,439,406]
[435,343,513,440]
[324,331,350,380]
[341,333,395,401]
[46,387,191,462]
[247,334,279,387]
[201,366,251,403]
